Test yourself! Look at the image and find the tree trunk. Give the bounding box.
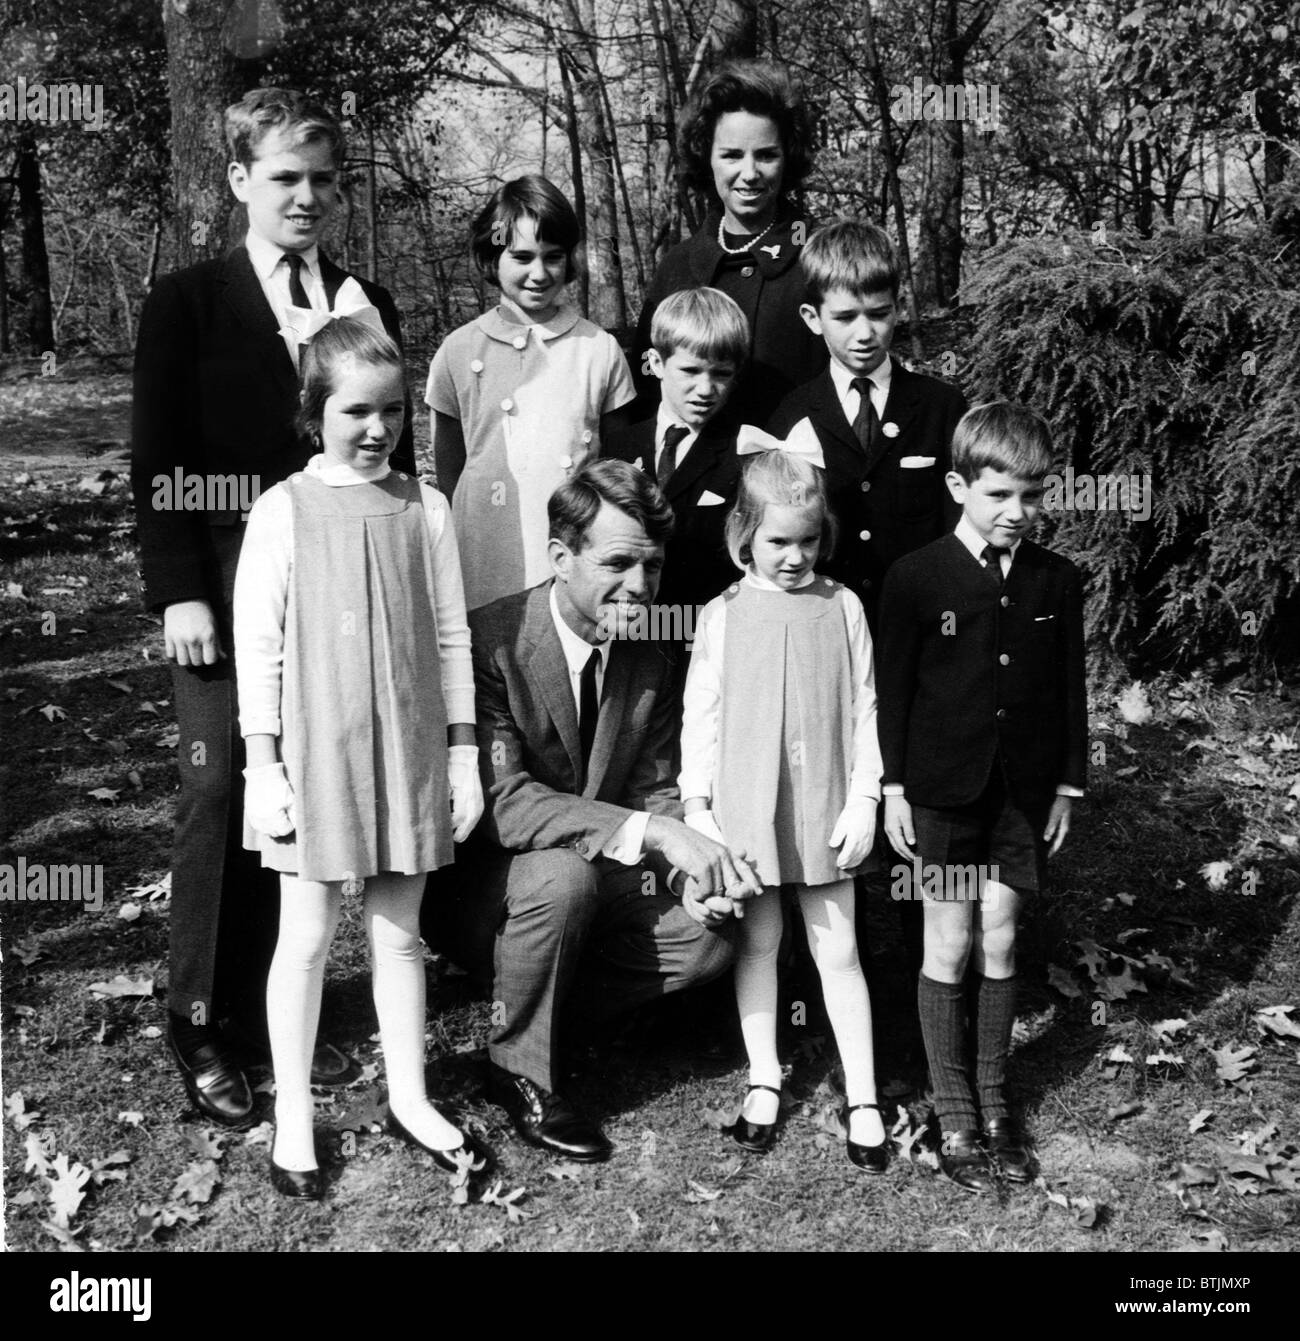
[161,0,250,264]
[15,127,54,353]
[555,39,589,317]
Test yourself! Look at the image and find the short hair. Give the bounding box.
[678,60,816,198]
[951,401,1056,484]
[650,287,750,365]
[296,317,404,443]
[471,174,581,286]
[549,458,674,554]
[801,219,901,306]
[725,451,836,570]
[225,87,344,171]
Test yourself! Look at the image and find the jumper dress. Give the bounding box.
[714,577,855,888]
[247,471,454,883]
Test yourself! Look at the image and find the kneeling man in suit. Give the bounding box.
[423,459,757,1161]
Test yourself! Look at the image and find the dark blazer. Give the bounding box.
[605,418,741,620]
[631,208,827,428]
[768,359,966,621]
[470,581,682,860]
[130,245,415,611]
[877,534,1088,812]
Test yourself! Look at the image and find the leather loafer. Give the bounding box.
[843,1102,891,1174]
[939,1128,998,1193]
[486,1064,612,1162]
[725,1084,781,1154]
[386,1110,492,1175]
[985,1116,1038,1183]
[269,1159,324,1201]
[168,1024,254,1127]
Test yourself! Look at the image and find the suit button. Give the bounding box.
[999,653,1011,666]
[1000,594,1010,608]
[996,708,1007,720]
[859,530,871,541]
[501,397,514,412]
[860,481,871,493]
[741,265,755,277]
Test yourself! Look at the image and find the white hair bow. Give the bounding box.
[278,276,387,346]
[735,418,825,469]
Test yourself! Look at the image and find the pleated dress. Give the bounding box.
[714,577,855,889]
[247,471,454,884]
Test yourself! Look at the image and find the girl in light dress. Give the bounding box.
[235,316,487,1198]
[679,448,890,1170]
[427,174,636,611]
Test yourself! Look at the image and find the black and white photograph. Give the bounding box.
[1,0,1297,1283]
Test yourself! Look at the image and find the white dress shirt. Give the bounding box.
[829,355,892,428]
[547,584,650,864]
[244,232,325,367]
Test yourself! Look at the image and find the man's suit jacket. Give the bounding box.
[767,359,966,619]
[877,534,1088,812]
[130,245,415,612]
[470,581,682,862]
[604,419,741,619]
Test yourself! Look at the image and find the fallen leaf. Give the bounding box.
[25,1130,55,1176]
[88,974,154,999]
[170,1159,219,1206]
[1145,1050,1184,1067]
[117,1111,144,1127]
[1107,1100,1144,1121]
[1221,1154,1272,1182]
[685,1178,723,1203]
[1152,1018,1189,1043]
[41,1221,86,1252]
[90,1150,132,1185]
[1188,1109,1214,1133]
[39,703,67,723]
[1200,860,1233,891]
[480,1180,532,1223]
[545,1161,587,1182]
[1255,1005,1300,1040]
[699,1105,740,1131]
[1176,1163,1219,1186]
[1116,892,1136,907]
[1190,1228,1228,1251]
[1105,1044,1134,1065]
[5,1091,40,1132]
[1047,963,1082,998]
[6,580,25,598]
[106,678,132,694]
[1211,1043,1258,1086]
[184,1130,229,1161]
[243,1121,275,1148]
[1117,681,1153,725]
[87,787,120,803]
[1075,939,1109,978]
[11,938,45,966]
[46,1153,93,1227]
[118,902,142,922]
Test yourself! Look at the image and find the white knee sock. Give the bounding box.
[365,874,463,1152]
[733,887,785,1123]
[268,876,342,1171]
[798,880,884,1144]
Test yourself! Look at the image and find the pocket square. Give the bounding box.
[899,455,937,469]
[697,490,726,506]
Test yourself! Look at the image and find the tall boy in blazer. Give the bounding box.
[130,88,415,1127]
[767,220,966,630]
[878,402,1087,1194]
[606,288,751,678]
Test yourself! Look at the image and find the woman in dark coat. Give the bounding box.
[632,60,826,428]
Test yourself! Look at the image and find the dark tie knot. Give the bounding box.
[851,376,874,398]
[663,424,690,450]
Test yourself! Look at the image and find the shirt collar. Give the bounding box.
[744,568,817,592]
[245,231,320,283]
[477,302,581,346]
[548,582,611,676]
[829,355,892,402]
[655,403,700,453]
[955,514,1021,566]
[306,452,391,486]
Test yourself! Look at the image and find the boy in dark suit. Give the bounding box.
[130,87,415,1126]
[878,402,1087,1193]
[767,219,966,629]
[606,287,750,672]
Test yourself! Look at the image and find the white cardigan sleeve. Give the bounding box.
[677,594,727,804]
[233,485,293,738]
[419,482,475,725]
[843,589,883,800]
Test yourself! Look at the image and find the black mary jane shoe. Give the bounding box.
[938,1128,998,1194]
[984,1116,1038,1184]
[842,1102,891,1174]
[386,1109,492,1175]
[269,1158,325,1201]
[726,1083,782,1154]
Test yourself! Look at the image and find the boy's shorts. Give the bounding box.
[910,764,1048,894]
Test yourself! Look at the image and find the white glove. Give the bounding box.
[683,808,726,845]
[243,762,294,837]
[448,744,484,843]
[829,796,879,871]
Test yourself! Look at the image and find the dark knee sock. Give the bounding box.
[917,973,977,1131]
[974,973,1018,1122]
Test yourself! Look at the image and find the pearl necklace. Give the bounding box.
[716,215,778,256]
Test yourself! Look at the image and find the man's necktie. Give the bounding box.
[578,647,601,778]
[981,544,1006,587]
[658,424,690,489]
[285,253,311,309]
[850,376,880,454]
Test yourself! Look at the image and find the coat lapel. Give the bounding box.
[807,369,861,460]
[219,246,298,397]
[665,429,731,503]
[870,359,922,473]
[319,253,347,308]
[521,586,584,787]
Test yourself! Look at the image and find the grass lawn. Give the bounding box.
[3,357,1299,1255]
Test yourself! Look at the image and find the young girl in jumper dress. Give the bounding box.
[678,447,890,1170]
[235,316,487,1198]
